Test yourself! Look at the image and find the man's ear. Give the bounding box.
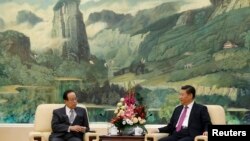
[188,93,194,99]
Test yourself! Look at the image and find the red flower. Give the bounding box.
[111,116,123,124]
[134,106,146,119]
[124,93,136,106]
[110,88,148,132]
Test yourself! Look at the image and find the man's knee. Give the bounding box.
[67,137,82,141]
[159,138,166,141]
[159,136,177,141]
[50,137,64,141]
[178,137,193,141]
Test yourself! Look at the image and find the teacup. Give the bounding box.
[134,126,143,136]
[109,126,118,135]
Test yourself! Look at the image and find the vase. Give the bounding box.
[120,126,135,136]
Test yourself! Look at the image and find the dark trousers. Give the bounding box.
[49,132,84,141]
[159,129,193,141]
[50,137,82,141]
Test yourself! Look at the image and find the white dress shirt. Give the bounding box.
[66,106,76,123]
[176,101,194,128]
[66,106,76,132]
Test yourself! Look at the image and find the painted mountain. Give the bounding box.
[0,0,250,124]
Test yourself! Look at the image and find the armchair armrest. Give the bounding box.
[29,132,44,141]
[194,135,207,141]
[145,133,169,141]
[85,132,100,141]
[87,130,96,133]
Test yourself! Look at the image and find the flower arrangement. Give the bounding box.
[111,89,147,135]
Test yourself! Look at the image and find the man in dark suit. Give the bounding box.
[152,85,212,141]
[49,90,89,141]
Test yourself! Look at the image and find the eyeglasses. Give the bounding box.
[67,98,78,102]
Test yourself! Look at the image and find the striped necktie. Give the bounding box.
[69,109,74,124]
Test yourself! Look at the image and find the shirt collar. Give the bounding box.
[186,100,194,109]
[65,105,73,114]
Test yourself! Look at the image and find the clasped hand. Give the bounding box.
[70,125,86,133]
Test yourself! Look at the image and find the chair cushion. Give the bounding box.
[206,105,226,124]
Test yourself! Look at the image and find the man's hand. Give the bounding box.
[70,125,87,132]
[203,131,208,136]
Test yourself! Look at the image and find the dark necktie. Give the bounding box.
[176,106,188,132]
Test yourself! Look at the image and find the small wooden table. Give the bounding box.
[99,135,144,141]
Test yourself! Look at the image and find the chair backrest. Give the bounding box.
[34,104,88,132]
[205,105,226,125]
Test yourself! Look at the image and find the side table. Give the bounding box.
[99,135,144,141]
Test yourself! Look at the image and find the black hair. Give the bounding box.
[181,85,196,99]
[63,89,75,100]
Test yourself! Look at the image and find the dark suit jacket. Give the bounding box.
[159,102,212,138]
[49,106,90,140]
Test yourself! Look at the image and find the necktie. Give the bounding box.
[176,106,188,132]
[69,109,74,124]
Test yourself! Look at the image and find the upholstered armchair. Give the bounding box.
[29,104,99,141]
[145,105,226,141]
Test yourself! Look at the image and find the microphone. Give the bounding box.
[146,113,153,119]
[98,113,106,122]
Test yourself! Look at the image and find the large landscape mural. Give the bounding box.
[0,0,250,124]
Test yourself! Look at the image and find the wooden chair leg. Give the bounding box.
[89,135,97,141]
[34,137,41,141]
[146,137,154,141]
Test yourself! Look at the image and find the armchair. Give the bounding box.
[29,104,99,141]
[145,105,226,141]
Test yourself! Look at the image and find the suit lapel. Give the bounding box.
[177,105,184,117]
[174,105,184,125]
[63,106,67,115]
[72,107,79,124]
[188,102,196,125]
[62,106,71,124]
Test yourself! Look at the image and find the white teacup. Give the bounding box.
[134,126,143,136]
[109,126,118,135]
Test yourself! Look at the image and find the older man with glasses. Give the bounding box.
[49,90,89,141]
